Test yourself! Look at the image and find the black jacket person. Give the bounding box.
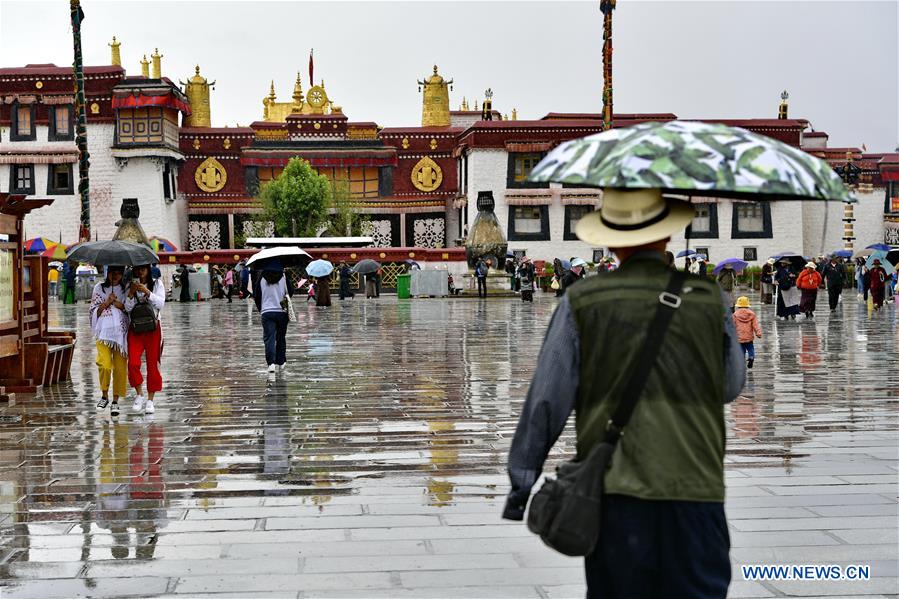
[503,188,745,599]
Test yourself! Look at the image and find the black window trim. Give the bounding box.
[48,105,74,141]
[563,204,593,241]
[743,246,758,262]
[506,152,549,189]
[47,163,75,195]
[731,202,773,239]
[10,101,36,141]
[685,202,719,239]
[9,164,35,195]
[508,204,550,241]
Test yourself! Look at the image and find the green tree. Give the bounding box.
[259,157,330,236]
[325,179,369,237]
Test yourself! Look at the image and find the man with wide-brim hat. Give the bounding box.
[504,188,745,598]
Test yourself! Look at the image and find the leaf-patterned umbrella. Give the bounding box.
[528,120,852,202]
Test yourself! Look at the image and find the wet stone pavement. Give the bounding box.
[0,291,896,599]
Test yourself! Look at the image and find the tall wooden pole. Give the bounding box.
[600,0,616,131]
[70,0,91,242]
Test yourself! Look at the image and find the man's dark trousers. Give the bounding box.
[585,494,731,599]
[828,287,841,310]
[477,276,487,298]
[261,312,288,366]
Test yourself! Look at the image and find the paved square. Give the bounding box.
[0,293,896,598]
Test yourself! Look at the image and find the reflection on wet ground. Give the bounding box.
[0,292,896,598]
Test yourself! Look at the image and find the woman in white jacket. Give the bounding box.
[125,264,165,414]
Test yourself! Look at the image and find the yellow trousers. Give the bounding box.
[96,341,127,398]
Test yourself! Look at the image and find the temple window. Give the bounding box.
[10,165,35,194]
[315,166,379,199]
[564,205,592,240]
[686,203,719,239]
[256,167,284,186]
[49,105,73,141]
[163,161,176,200]
[47,164,74,195]
[11,103,35,141]
[507,152,548,188]
[508,205,550,241]
[731,202,772,238]
[116,107,179,148]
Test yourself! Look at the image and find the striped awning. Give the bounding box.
[0,148,78,164]
[505,194,552,206]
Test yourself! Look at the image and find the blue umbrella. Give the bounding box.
[675,249,697,258]
[305,259,334,278]
[405,259,421,270]
[559,259,571,271]
[713,258,749,275]
[830,249,852,259]
[865,251,893,271]
[866,243,891,252]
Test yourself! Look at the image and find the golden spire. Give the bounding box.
[151,48,162,78]
[268,81,277,101]
[292,72,304,105]
[511,107,518,120]
[181,65,215,128]
[140,54,149,78]
[109,36,121,66]
[778,90,789,120]
[461,97,468,111]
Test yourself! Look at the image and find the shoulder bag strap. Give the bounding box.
[604,270,687,444]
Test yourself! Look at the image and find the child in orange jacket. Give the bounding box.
[733,296,762,369]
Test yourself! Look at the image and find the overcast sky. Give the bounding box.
[1,1,895,151]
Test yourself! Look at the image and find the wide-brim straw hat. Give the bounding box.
[766,258,775,265]
[736,296,750,308]
[575,188,694,248]
[805,262,817,269]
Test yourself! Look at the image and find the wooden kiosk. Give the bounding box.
[0,193,76,404]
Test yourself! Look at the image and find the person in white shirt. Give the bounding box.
[91,266,129,415]
[124,264,165,414]
[253,267,294,373]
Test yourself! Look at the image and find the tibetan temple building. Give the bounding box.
[1,39,897,264]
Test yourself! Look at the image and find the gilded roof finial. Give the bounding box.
[109,36,121,66]
[292,72,304,105]
[151,47,162,79]
[268,80,277,101]
[778,89,789,120]
[512,107,518,120]
[140,54,149,78]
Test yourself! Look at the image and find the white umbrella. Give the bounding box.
[246,246,312,268]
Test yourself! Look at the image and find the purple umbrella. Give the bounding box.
[713,258,749,275]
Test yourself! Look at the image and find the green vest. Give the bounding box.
[567,255,726,502]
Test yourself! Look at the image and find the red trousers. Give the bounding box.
[128,325,162,393]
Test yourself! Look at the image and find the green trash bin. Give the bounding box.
[397,274,411,299]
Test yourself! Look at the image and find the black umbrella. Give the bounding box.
[67,240,158,267]
[352,259,381,275]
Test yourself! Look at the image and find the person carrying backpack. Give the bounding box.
[125,264,166,414]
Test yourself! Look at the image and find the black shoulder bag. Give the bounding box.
[526,270,687,556]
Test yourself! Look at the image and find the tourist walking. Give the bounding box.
[823,256,845,311]
[338,261,354,300]
[796,262,823,318]
[63,260,78,304]
[868,258,888,309]
[760,259,774,304]
[253,267,294,373]
[733,296,762,369]
[364,272,378,299]
[517,257,535,302]
[48,265,59,299]
[774,260,800,320]
[178,264,191,302]
[91,266,129,415]
[504,189,744,599]
[223,266,234,303]
[855,258,867,297]
[475,259,488,298]
[125,264,165,414]
[315,276,331,307]
[716,264,737,311]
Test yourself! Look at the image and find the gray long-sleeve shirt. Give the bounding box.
[504,273,745,517]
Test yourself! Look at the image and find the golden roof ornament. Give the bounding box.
[180,65,215,127]
[778,90,789,120]
[109,36,121,66]
[511,107,518,120]
[140,54,149,78]
[151,48,162,78]
[292,72,304,106]
[418,64,453,127]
